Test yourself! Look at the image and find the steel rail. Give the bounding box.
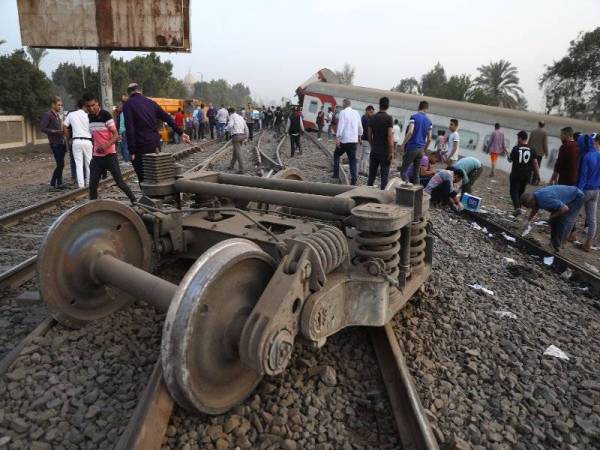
[255,130,283,170]
[370,324,440,450]
[464,210,600,298]
[0,317,55,375]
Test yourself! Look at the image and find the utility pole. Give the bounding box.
[98,49,113,112]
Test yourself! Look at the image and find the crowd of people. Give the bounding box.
[40,88,600,254]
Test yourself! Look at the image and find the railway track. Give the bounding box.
[0,133,438,449]
[0,139,227,290]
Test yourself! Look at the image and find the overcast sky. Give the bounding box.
[2,0,599,111]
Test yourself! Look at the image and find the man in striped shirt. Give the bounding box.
[83,92,136,205]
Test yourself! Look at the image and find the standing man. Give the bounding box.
[507,131,540,215]
[392,119,402,154]
[367,98,394,189]
[193,104,205,140]
[452,156,482,196]
[63,99,92,188]
[521,186,584,252]
[286,107,305,156]
[273,107,284,137]
[334,99,362,185]
[244,103,255,141]
[486,123,508,177]
[445,119,461,166]
[550,127,580,186]
[359,105,375,176]
[576,134,600,251]
[528,121,548,184]
[83,92,136,204]
[326,107,334,140]
[41,96,66,189]
[174,108,185,144]
[226,107,249,174]
[399,101,433,185]
[122,83,190,183]
[207,103,217,139]
[316,107,325,140]
[216,105,229,139]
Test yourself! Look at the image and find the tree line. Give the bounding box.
[0,48,253,121]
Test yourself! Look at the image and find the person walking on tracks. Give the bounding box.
[576,134,600,251]
[528,121,548,184]
[226,107,250,174]
[122,83,190,183]
[334,99,362,185]
[359,105,375,176]
[286,107,305,157]
[244,103,255,141]
[83,93,137,205]
[63,99,93,188]
[367,98,393,189]
[399,101,433,185]
[207,104,217,139]
[273,107,284,137]
[316,107,326,140]
[521,185,584,252]
[41,96,67,190]
[508,131,541,216]
[216,105,229,139]
[485,123,508,177]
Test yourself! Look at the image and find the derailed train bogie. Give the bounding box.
[37,154,433,415]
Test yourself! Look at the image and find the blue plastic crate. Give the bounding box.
[461,193,482,212]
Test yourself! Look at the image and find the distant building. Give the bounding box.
[182,69,198,96]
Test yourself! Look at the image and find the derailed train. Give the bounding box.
[37,156,433,414]
[297,69,600,180]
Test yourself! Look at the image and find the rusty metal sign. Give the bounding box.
[17,0,191,51]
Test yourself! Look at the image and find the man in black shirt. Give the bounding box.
[368,97,394,189]
[509,130,541,215]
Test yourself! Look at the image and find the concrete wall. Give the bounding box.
[0,115,48,151]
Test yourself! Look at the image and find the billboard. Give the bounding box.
[17,0,190,51]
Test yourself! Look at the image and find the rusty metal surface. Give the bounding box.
[17,0,191,51]
[162,239,275,414]
[370,324,440,450]
[37,200,152,328]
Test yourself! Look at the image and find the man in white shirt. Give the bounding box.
[445,118,461,166]
[216,105,229,139]
[226,107,249,174]
[63,100,92,188]
[333,99,362,185]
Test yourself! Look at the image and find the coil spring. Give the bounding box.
[410,212,428,274]
[355,229,401,279]
[296,226,348,274]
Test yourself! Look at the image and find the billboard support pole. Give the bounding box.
[98,49,113,112]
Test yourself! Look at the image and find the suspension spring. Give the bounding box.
[410,212,428,274]
[295,226,348,274]
[355,229,401,279]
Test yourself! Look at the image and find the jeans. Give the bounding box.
[290,134,301,156]
[217,122,226,139]
[333,143,358,185]
[509,173,529,210]
[209,119,216,139]
[50,143,66,187]
[72,139,93,188]
[120,134,130,162]
[228,134,246,172]
[550,193,585,249]
[367,152,391,190]
[246,122,254,141]
[430,179,452,204]
[358,141,371,175]
[531,155,543,184]
[327,125,333,140]
[584,190,599,241]
[89,154,136,204]
[401,149,424,185]
[173,132,180,144]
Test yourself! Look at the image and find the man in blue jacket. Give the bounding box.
[399,101,433,185]
[576,133,600,251]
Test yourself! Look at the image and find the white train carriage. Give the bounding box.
[297,70,600,180]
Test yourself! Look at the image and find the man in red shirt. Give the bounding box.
[174,108,185,144]
[83,92,136,204]
[550,127,580,186]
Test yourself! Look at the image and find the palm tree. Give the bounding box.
[470,60,527,109]
[25,46,48,69]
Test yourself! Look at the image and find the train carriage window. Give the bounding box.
[308,101,319,114]
[459,130,479,151]
[547,147,559,168]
